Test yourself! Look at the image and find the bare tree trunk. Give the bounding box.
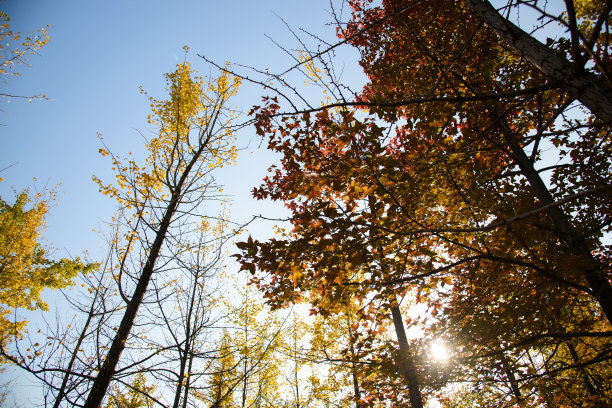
[85,158,200,406]
[347,318,361,406]
[172,267,200,408]
[181,352,195,408]
[464,0,612,122]
[293,320,300,408]
[241,307,248,408]
[390,305,423,408]
[172,339,189,408]
[53,303,95,408]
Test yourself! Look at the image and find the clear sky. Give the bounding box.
[0,0,362,256]
[0,0,365,404]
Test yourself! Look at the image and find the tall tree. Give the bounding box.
[307,299,369,407]
[84,57,240,407]
[236,0,612,405]
[198,285,286,408]
[205,331,237,408]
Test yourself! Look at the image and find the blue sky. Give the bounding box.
[0,0,362,258]
[0,0,365,403]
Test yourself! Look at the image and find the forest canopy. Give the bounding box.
[1,1,611,407]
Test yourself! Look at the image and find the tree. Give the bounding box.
[84,55,240,407]
[0,226,130,407]
[303,300,368,408]
[235,0,612,406]
[0,187,94,350]
[226,285,284,408]
[339,0,612,324]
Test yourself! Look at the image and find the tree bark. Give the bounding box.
[347,319,361,406]
[464,0,612,122]
[390,305,423,408]
[567,341,600,396]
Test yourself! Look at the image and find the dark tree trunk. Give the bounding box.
[500,353,522,403]
[567,341,600,396]
[498,115,612,326]
[390,305,423,408]
[83,138,209,408]
[82,195,179,408]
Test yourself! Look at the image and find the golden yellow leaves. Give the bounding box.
[106,373,157,408]
[297,50,323,85]
[0,12,50,77]
[0,188,94,346]
[291,269,303,287]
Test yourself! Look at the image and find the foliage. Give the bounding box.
[106,373,157,408]
[147,217,230,408]
[224,285,284,408]
[93,60,239,211]
[204,332,237,408]
[0,188,94,348]
[236,0,612,406]
[4,1,612,407]
[308,299,371,407]
[83,56,241,408]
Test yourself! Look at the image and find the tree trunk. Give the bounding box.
[390,305,423,408]
[464,0,612,122]
[181,352,195,408]
[172,340,189,408]
[500,352,522,403]
[498,115,612,325]
[173,267,200,408]
[82,128,210,407]
[567,341,600,396]
[347,319,361,406]
[82,195,179,408]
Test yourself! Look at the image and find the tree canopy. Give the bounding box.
[3,1,612,407]
[237,0,612,405]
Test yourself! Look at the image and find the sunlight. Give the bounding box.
[431,341,449,361]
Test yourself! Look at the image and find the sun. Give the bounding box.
[431,341,449,361]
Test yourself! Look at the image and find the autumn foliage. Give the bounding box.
[237,0,612,406]
[2,1,611,407]
[0,189,94,348]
